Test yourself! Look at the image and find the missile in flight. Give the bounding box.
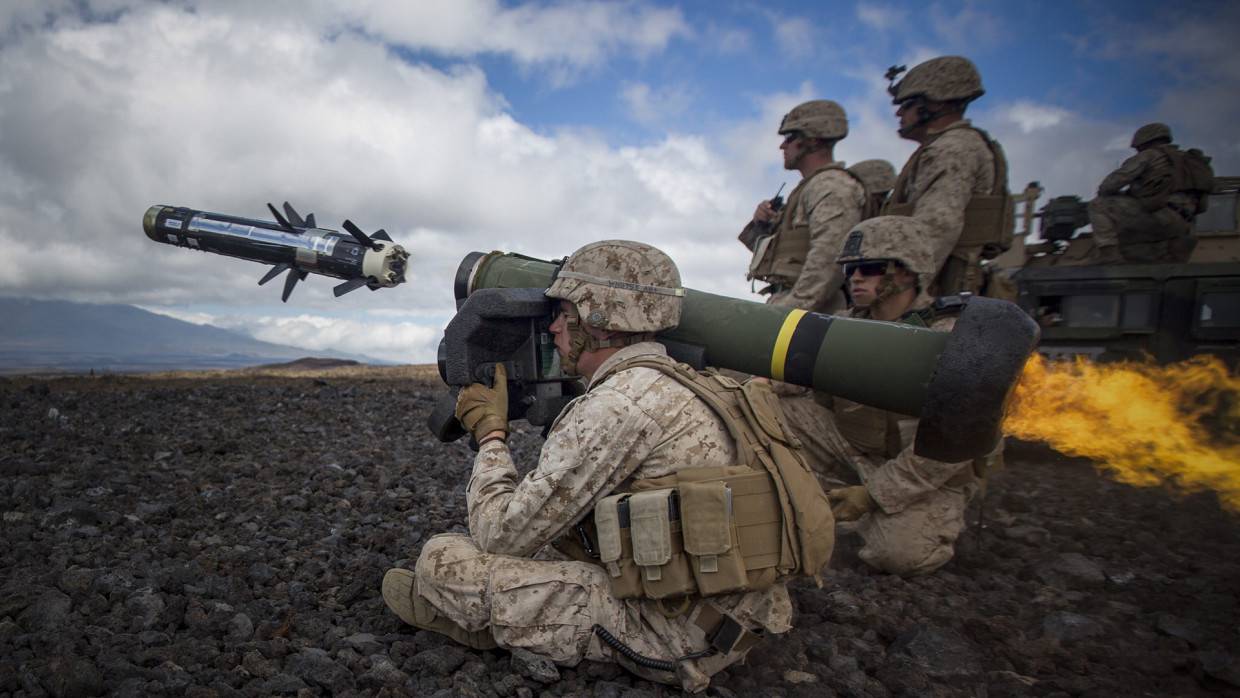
[143,202,409,302]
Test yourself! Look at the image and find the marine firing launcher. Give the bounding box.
[431,251,1040,462]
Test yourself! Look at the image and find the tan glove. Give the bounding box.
[455,363,508,444]
[827,485,876,522]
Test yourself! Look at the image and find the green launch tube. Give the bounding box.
[456,250,1039,462]
[463,251,941,415]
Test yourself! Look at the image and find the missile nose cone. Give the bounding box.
[143,205,168,241]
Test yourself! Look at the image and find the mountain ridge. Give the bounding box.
[0,297,387,373]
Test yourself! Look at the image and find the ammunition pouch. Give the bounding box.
[591,467,782,600]
[562,357,834,602]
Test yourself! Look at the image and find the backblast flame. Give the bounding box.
[1003,354,1240,511]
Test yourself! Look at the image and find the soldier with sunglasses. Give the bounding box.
[778,216,999,576]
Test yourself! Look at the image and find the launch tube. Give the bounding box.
[457,250,1039,462]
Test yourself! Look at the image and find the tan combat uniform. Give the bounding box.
[886,121,1008,295]
[414,342,793,693]
[741,165,866,313]
[1089,146,1200,263]
[779,305,986,576]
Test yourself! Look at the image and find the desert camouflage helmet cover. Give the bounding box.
[847,159,897,194]
[779,100,849,140]
[1131,122,1173,148]
[545,240,684,333]
[889,55,984,104]
[837,216,935,286]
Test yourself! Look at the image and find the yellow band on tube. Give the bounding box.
[770,309,806,381]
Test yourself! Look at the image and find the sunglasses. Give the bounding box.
[843,260,891,278]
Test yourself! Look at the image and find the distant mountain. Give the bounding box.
[0,298,386,374]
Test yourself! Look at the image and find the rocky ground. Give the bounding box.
[2,370,1239,697]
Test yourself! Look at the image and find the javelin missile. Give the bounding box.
[143,203,409,302]
[444,251,1038,462]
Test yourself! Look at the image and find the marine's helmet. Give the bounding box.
[778,100,849,140]
[837,216,935,297]
[889,56,985,104]
[546,240,683,374]
[847,159,898,195]
[1131,122,1172,148]
[546,240,684,334]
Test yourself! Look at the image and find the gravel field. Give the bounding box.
[2,371,1239,697]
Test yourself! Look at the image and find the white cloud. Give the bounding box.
[1002,101,1072,134]
[928,2,1003,50]
[773,17,815,59]
[620,81,694,127]
[340,0,690,82]
[239,313,441,364]
[856,3,904,32]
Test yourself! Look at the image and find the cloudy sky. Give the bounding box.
[1,0,1236,363]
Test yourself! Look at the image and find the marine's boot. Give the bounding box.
[382,568,498,650]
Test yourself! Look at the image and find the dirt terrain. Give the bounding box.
[2,369,1239,697]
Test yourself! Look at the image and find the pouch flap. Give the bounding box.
[739,380,793,446]
[594,494,626,564]
[629,489,674,567]
[680,481,732,556]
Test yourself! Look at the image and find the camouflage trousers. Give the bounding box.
[414,533,762,693]
[1089,195,1194,262]
[777,394,975,576]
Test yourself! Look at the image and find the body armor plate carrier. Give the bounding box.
[557,356,835,601]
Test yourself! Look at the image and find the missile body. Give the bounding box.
[451,251,1039,462]
[143,204,408,301]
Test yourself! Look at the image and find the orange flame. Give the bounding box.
[1003,354,1240,511]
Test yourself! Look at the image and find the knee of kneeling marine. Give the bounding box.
[859,539,956,577]
[415,533,484,584]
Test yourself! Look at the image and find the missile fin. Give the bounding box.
[282,202,307,228]
[333,278,368,297]
[281,268,307,303]
[267,202,294,232]
[342,219,378,250]
[372,229,392,242]
[258,263,291,286]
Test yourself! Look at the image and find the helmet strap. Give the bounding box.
[559,304,652,375]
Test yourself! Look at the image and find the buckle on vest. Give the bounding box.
[692,604,764,655]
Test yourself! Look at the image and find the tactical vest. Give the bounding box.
[884,125,1013,296]
[748,165,866,285]
[557,356,835,603]
[831,297,990,481]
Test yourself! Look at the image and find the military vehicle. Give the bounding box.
[995,177,1240,367]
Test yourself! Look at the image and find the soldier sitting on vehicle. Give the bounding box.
[382,240,833,693]
[1089,123,1216,264]
[779,215,1000,576]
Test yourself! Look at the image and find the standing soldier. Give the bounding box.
[848,159,897,220]
[884,56,1013,296]
[383,241,834,692]
[814,216,998,576]
[1089,123,1216,263]
[739,100,867,314]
